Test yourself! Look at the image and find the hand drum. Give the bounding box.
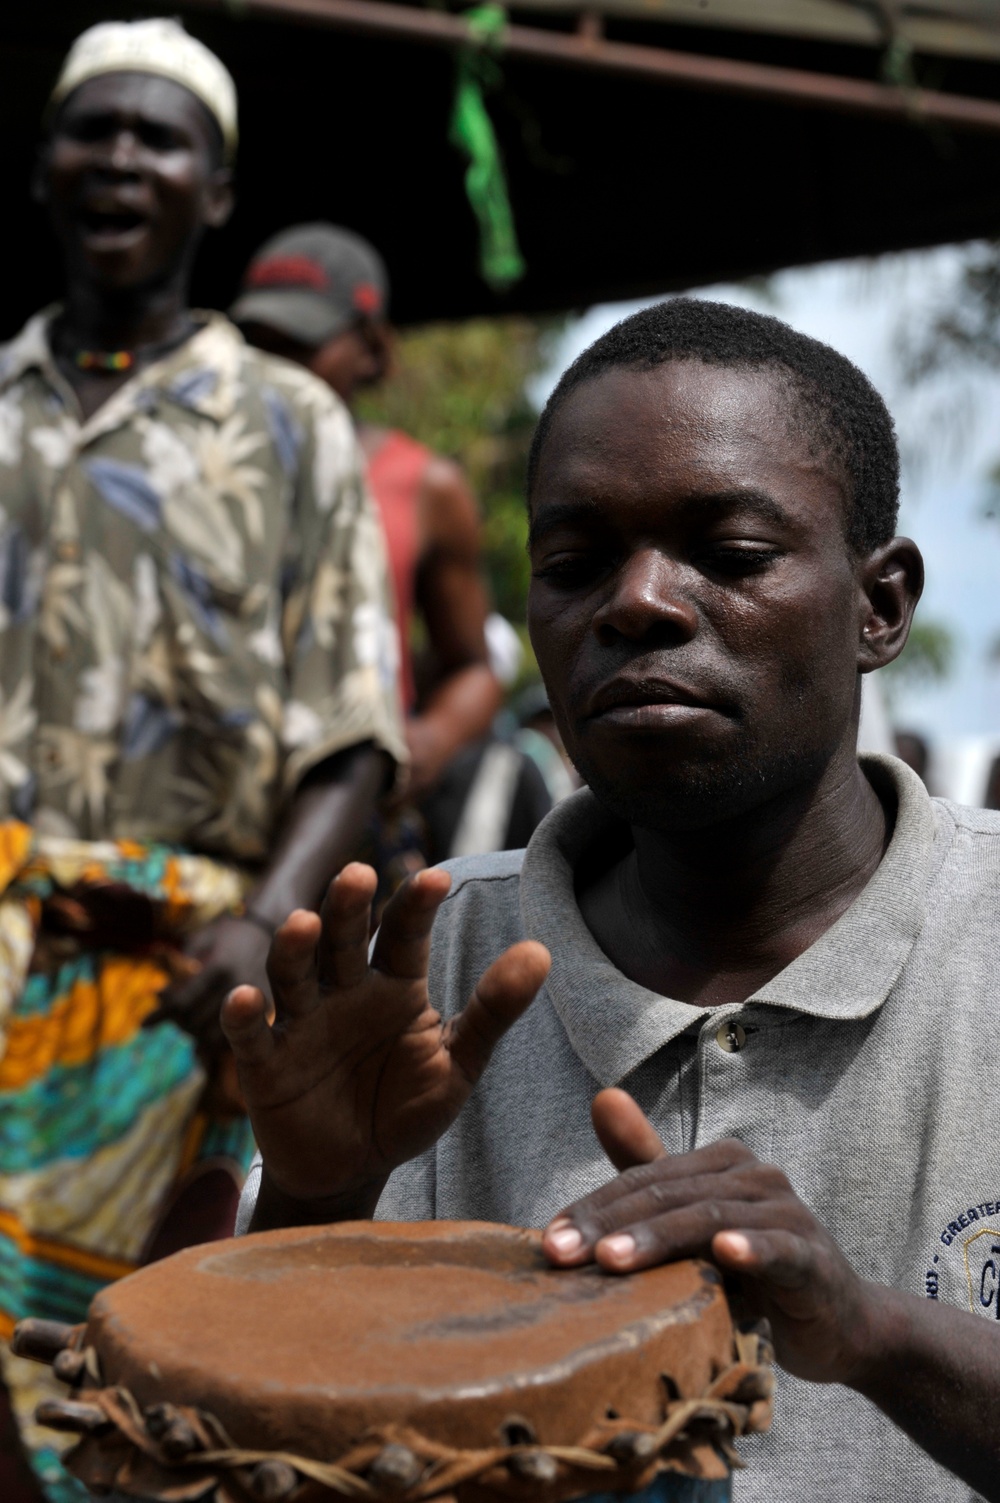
[14,1221,773,1503]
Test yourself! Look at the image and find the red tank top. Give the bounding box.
[366,430,430,714]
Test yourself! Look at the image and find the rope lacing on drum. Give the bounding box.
[25,1322,775,1503]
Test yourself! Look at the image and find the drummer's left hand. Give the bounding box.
[541,1087,877,1388]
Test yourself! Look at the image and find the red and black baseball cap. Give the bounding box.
[231,222,389,347]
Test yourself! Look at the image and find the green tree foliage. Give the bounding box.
[355,317,560,626]
[901,242,1000,381]
[893,241,1000,693]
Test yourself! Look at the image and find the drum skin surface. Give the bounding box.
[17,1222,773,1503]
[87,1221,731,1457]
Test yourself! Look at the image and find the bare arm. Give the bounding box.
[151,743,390,1044]
[850,1287,1000,1498]
[408,458,502,793]
[247,742,391,925]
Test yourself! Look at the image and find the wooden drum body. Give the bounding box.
[13,1221,773,1503]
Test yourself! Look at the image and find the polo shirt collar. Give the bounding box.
[519,753,938,1088]
[0,309,56,391]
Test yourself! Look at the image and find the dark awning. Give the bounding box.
[3,0,1000,328]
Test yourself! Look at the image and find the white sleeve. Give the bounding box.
[234,1153,262,1236]
[232,1149,436,1234]
[374,1149,437,1222]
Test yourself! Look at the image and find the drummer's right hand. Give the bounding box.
[221,863,550,1227]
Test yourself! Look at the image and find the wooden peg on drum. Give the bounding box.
[34,1399,108,1436]
[51,1349,89,1387]
[10,1318,80,1365]
[250,1458,300,1500]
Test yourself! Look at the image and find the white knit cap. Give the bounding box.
[49,18,238,159]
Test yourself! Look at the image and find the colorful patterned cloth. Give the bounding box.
[0,823,255,1501]
[0,310,406,860]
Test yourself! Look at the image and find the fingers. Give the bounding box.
[543,1091,664,1255]
[591,1088,666,1172]
[264,862,414,1008]
[566,1159,775,1250]
[370,867,452,981]
[543,1138,777,1268]
[265,909,323,1018]
[712,1228,812,1289]
[315,864,379,990]
[548,1136,754,1237]
[547,1189,760,1271]
[445,941,551,1087]
[220,984,275,1073]
[584,1194,804,1273]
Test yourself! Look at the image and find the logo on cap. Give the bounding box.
[247,256,330,292]
[353,282,382,315]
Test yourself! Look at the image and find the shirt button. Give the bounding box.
[716,1021,747,1053]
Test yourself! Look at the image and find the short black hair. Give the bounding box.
[527,298,900,553]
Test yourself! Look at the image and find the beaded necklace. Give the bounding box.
[61,317,201,378]
[73,349,135,373]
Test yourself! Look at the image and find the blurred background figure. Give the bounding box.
[508,683,579,808]
[0,26,404,1501]
[233,224,502,796]
[234,224,558,873]
[933,735,1000,806]
[894,730,930,784]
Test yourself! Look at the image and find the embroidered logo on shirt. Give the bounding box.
[925,1204,1000,1319]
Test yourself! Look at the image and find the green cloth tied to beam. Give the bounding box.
[449,4,526,293]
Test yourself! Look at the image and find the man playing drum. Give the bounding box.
[230,300,1000,1502]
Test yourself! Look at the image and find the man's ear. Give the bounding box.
[857,536,924,674]
[202,167,235,230]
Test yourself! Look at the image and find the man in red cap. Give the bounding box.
[232,225,505,856]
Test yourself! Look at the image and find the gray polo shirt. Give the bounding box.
[238,755,1000,1502]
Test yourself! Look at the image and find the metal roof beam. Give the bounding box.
[184,0,1000,133]
[504,1,1000,65]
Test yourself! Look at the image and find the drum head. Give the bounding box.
[91,1222,731,1451]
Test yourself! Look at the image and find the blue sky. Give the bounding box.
[535,246,1000,744]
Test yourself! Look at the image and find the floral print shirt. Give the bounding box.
[0,310,406,862]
